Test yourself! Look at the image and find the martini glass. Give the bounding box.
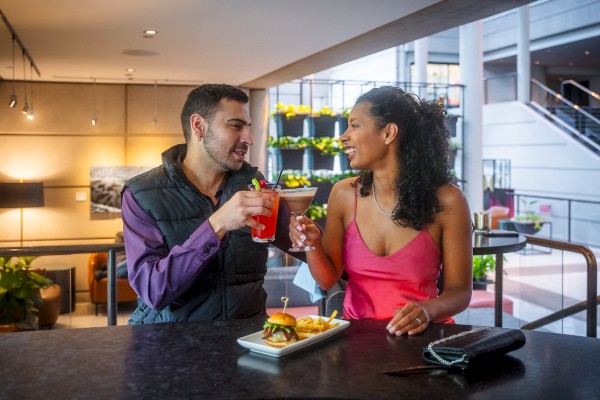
[280,187,318,252]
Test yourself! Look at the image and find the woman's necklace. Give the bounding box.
[371,181,394,217]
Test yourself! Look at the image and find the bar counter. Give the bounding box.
[1,318,598,399]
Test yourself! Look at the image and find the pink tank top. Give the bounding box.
[343,187,442,320]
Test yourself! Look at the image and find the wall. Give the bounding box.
[0,81,195,292]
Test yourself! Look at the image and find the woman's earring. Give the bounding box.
[385,140,389,145]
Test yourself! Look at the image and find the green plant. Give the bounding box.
[311,137,343,156]
[267,136,311,150]
[306,203,327,221]
[312,106,335,116]
[0,256,53,325]
[472,255,506,281]
[516,199,544,229]
[272,102,312,119]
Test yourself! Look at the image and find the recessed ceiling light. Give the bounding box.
[144,30,158,35]
[126,68,136,72]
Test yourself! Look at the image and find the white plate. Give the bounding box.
[237,315,350,357]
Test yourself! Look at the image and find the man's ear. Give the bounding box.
[191,114,206,140]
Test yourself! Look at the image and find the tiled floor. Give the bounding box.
[51,243,600,337]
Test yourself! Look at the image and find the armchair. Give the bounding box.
[88,253,137,315]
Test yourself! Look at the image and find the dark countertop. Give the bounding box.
[1,318,599,399]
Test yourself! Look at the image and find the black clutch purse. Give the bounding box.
[422,327,526,370]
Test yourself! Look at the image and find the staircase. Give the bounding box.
[530,79,600,156]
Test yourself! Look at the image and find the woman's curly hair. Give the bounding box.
[352,86,453,230]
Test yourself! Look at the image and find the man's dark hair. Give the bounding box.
[180,84,249,143]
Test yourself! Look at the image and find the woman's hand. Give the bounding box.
[386,301,430,336]
[289,214,321,249]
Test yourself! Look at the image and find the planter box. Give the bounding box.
[311,150,335,171]
[445,115,459,137]
[337,116,349,135]
[274,113,306,137]
[309,115,336,137]
[313,181,333,205]
[449,147,458,170]
[279,149,304,170]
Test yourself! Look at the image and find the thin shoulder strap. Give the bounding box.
[353,184,359,219]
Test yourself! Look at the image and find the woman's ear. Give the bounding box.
[384,123,399,145]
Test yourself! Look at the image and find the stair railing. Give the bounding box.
[519,235,598,338]
[560,79,600,105]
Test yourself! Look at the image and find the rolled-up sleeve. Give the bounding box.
[121,188,221,310]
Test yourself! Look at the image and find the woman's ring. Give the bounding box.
[415,317,422,325]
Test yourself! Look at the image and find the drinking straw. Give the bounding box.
[275,168,284,186]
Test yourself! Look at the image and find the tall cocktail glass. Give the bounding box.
[248,183,281,243]
[280,187,318,252]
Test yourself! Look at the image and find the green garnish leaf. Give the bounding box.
[252,178,261,191]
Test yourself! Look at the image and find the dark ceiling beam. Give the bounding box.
[242,0,534,89]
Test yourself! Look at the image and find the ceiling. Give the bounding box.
[0,0,534,89]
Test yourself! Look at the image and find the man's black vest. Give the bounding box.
[124,144,268,323]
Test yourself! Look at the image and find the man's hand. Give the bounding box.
[208,190,275,240]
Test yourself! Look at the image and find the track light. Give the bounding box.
[21,51,28,114]
[8,37,17,108]
[91,78,98,126]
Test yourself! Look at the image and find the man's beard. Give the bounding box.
[203,127,247,171]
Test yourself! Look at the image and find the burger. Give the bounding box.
[262,313,299,348]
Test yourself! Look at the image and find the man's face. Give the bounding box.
[203,99,252,171]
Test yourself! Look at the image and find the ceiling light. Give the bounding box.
[143,30,157,35]
[91,78,98,126]
[8,37,17,108]
[27,63,35,120]
[126,68,136,72]
[21,52,28,115]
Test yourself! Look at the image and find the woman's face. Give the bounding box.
[339,101,387,170]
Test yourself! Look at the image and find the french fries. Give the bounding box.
[295,310,339,340]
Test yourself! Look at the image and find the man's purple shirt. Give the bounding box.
[121,187,221,309]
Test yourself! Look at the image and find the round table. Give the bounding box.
[472,231,527,327]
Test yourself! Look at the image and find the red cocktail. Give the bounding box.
[249,183,281,243]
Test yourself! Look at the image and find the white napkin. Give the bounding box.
[293,262,325,302]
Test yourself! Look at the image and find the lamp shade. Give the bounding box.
[0,182,45,208]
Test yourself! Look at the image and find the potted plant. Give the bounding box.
[268,135,310,170]
[472,254,507,290]
[0,256,53,332]
[310,106,337,137]
[513,199,545,234]
[449,142,460,170]
[272,102,311,137]
[310,137,342,170]
[445,113,459,137]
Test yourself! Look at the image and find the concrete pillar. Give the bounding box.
[414,38,428,98]
[248,89,269,175]
[396,44,408,88]
[517,5,531,102]
[460,20,484,213]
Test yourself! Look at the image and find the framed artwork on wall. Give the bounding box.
[90,166,152,219]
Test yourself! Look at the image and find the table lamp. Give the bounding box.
[0,182,45,246]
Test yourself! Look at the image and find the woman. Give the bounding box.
[289,86,472,336]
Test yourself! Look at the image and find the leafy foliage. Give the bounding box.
[0,256,53,324]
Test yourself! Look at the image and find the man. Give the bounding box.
[121,84,294,324]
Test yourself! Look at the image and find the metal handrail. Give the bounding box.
[0,244,126,326]
[520,235,598,337]
[560,79,600,104]
[532,78,600,126]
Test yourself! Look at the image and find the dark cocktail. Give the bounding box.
[280,187,318,252]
